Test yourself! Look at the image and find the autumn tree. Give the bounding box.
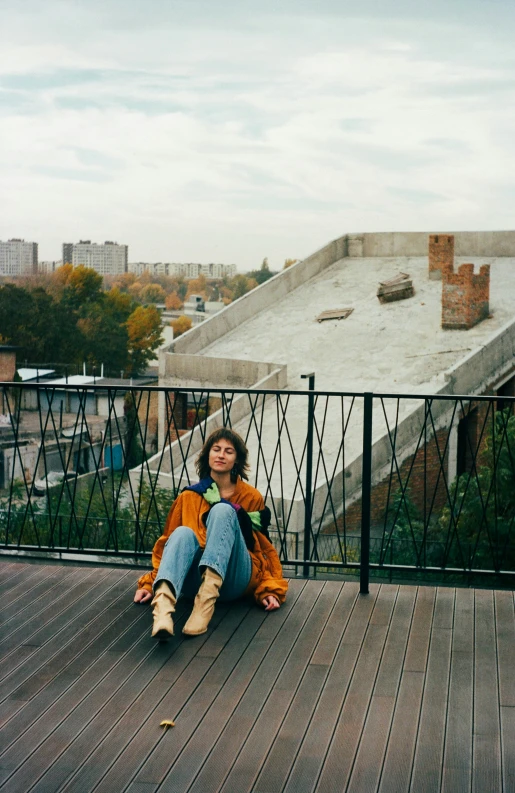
[126,305,163,374]
[283,258,297,269]
[186,275,208,301]
[140,283,166,304]
[170,315,192,338]
[64,265,104,309]
[165,291,183,310]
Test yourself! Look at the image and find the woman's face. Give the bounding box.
[208,438,237,475]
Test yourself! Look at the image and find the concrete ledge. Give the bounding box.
[146,366,287,481]
[164,236,346,356]
[361,230,515,258]
[161,353,287,389]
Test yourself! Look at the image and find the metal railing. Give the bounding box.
[1,380,515,590]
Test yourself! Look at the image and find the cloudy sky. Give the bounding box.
[1,0,514,269]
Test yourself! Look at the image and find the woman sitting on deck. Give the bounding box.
[134,427,288,639]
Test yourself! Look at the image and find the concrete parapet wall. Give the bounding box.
[159,230,515,363]
[441,315,515,395]
[165,236,346,356]
[154,366,287,476]
[360,230,515,258]
[162,353,287,389]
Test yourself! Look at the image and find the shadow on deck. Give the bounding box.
[0,562,513,793]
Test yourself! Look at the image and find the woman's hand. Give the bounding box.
[262,595,280,611]
[134,588,153,604]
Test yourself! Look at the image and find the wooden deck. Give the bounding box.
[0,562,513,793]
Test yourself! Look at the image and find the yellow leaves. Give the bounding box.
[160,720,175,731]
[125,305,164,373]
[140,283,167,304]
[170,315,192,338]
[126,305,163,352]
[165,291,183,311]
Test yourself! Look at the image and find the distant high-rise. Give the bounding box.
[0,239,38,276]
[128,262,237,278]
[62,240,128,275]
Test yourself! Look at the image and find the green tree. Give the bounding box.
[246,257,276,285]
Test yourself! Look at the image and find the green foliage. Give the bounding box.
[0,265,163,375]
[246,257,277,285]
[437,408,515,570]
[124,393,145,468]
[0,474,176,554]
[381,488,427,567]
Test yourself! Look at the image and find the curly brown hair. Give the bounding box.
[195,427,250,483]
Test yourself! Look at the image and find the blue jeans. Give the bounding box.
[154,502,252,602]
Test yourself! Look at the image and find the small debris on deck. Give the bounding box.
[315,308,354,323]
[377,272,415,303]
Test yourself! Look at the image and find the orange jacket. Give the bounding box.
[137,479,288,605]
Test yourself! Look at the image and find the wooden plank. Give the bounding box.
[165,581,330,793]
[128,581,326,792]
[500,706,515,793]
[0,562,16,581]
[0,562,42,594]
[473,589,502,793]
[142,580,326,793]
[282,585,377,793]
[345,586,417,793]
[410,587,455,793]
[0,600,154,782]
[441,588,474,793]
[242,583,350,793]
[0,564,58,609]
[0,572,136,735]
[0,568,131,702]
[55,601,252,793]
[91,580,307,793]
[314,585,398,793]
[0,567,101,668]
[0,594,197,791]
[378,586,436,793]
[496,591,515,793]
[495,590,515,707]
[213,581,340,793]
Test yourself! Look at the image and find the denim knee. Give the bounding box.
[165,525,196,546]
[207,502,238,525]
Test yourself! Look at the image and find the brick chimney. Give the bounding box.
[0,346,17,382]
[429,234,454,280]
[442,263,490,330]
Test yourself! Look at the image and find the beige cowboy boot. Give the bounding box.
[151,580,176,640]
[182,567,223,636]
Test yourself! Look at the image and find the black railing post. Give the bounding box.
[360,392,373,594]
[301,373,315,577]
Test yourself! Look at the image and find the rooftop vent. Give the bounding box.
[377,273,414,304]
[316,308,354,323]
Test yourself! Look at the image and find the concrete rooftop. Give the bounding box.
[199,255,515,394]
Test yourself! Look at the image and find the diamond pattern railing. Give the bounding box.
[1,381,515,586]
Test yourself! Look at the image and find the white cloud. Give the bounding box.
[0,1,514,269]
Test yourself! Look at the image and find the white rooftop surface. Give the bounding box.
[17,368,55,381]
[200,255,514,393]
[158,256,515,522]
[45,375,100,386]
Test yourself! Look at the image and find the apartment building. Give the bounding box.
[128,262,236,278]
[63,241,128,275]
[0,239,38,276]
